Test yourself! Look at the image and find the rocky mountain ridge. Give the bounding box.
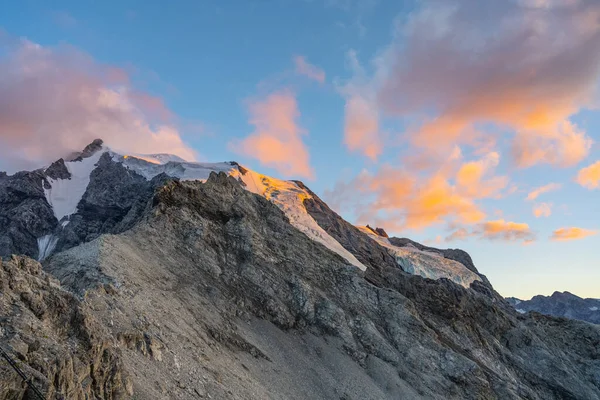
[0,140,599,399]
[507,292,600,325]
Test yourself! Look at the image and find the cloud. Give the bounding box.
[551,227,598,241]
[230,91,314,179]
[525,183,561,201]
[533,203,552,218]
[0,39,196,173]
[342,0,600,167]
[475,220,536,243]
[294,56,325,83]
[326,151,510,231]
[51,11,78,28]
[576,160,600,189]
[338,50,383,160]
[444,219,535,243]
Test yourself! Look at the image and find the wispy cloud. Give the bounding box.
[576,160,600,189]
[51,11,77,28]
[230,91,314,179]
[551,227,598,241]
[526,183,562,201]
[294,56,325,83]
[476,220,535,243]
[533,203,552,218]
[0,38,196,172]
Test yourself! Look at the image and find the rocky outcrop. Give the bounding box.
[55,152,174,253]
[0,146,175,260]
[507,292,600,325]
[0,255,131,399]
[0,170,57,259]
[294,181,401,272]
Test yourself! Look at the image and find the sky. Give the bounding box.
[1,0,599,299]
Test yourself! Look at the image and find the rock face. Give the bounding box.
[0,255,131,399]
[0,144,599,399]
[0,146,174,261]
[507,292,600,325]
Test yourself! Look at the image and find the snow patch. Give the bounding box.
[37,234,58,261]
[356,226,481,288]
[44,148,106,221]
[516,309,527,314]
[513,299,521,305]
[590,307,598,311]
[235,169,366,271]
[113,153,236,181]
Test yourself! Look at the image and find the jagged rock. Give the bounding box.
[0,255,131,399]
[44,159,70,180]
[0,170,57,259]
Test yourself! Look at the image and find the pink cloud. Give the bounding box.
[0,39,196,172]
[342,0,600,167]
[525,183,562,201]
[533,203,552,218]
[338,50,383,160]
[230,91,314,179]
[294,56,326,83]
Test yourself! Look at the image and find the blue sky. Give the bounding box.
[1,0,599,299]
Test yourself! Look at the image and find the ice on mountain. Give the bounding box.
[356,226,481,288]
[234,169,367,271]
[590,307,598,311]
[517,309,527,314]
[37,234,58,261]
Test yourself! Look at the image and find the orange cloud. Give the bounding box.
[344,94,382,160]
[455,152,508,199]
[576,160,600,189]
[533,203,552,218]
[551,227,598,241]
[0,39,196,172]
[231,91,314,179]
[345,0,600,167]
[294,56,325,83]
[327,152,514,232]
[338,50,383,160]
[526,183,561,201]
[476,220,535,243]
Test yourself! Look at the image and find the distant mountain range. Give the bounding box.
[506,292,600,325]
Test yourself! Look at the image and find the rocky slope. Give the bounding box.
[0,141,599,399]
[507,292,600,325]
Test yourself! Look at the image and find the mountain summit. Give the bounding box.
[0,140,599,399]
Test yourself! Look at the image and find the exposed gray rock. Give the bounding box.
[44,159,71,180]
[294,181,400,272]
[0,255,131,399]
[507,292,600,325]
[0,170,57,259]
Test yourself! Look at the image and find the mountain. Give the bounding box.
[1,140,599,399]
[507,292,600,325]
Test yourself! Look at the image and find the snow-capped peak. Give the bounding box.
[41,141,366,271]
